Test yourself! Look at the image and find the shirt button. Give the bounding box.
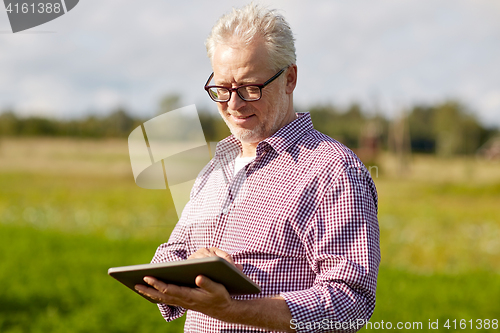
[221,208,228,214]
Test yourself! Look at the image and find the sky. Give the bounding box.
[1,0,499,126]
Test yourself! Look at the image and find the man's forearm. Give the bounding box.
[214,296,294,332]
[137,275,295,332]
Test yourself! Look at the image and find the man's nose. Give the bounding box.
[227,90,247,110]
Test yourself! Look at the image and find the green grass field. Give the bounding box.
[0,138,499,332]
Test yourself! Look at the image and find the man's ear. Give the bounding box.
[285,64,297,94]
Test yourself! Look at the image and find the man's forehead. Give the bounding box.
[212,67,263,85]
[211,40,271,84]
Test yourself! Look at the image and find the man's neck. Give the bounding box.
[240,142,258,158]
[239,112,298,158]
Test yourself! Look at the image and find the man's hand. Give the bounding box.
[134,247,294,332]
[134,247,240,318]
[188,247,243,271]
[135,274,234,319]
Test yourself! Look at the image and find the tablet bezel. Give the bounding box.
[108,256,261,302]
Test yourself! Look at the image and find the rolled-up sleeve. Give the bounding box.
[281,166,380,333]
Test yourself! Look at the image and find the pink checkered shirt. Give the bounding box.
[152,112,380,333]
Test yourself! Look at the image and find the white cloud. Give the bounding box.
[0,0,499,126]
[92,87,123,111]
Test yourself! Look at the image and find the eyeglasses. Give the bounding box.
[204,67,288,103]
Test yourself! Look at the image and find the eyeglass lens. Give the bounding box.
[207,86,261,102]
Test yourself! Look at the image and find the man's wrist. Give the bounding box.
[204,296,294,332]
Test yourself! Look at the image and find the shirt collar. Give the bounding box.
[214,112,314,159]
[258,112,313,156]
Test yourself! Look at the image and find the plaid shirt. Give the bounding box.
[152,112,380,333]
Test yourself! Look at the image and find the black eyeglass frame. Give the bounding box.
[204,67,288,102]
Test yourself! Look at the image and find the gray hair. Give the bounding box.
[205,3,296,71]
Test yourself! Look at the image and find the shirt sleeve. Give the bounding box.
[149,159,216,322]
[150,216,189,321]
[280,165,380,333]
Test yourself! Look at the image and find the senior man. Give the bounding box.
[135,4,380,333]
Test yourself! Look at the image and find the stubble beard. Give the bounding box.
[220,91,290,144]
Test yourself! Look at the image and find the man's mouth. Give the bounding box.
[230,114,255,124]
[231,114,254,119]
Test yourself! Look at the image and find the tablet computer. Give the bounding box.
[108,256,261,302]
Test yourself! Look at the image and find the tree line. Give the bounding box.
[0,99,497,156]
[308,100,497,157]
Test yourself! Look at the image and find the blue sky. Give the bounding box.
[1,0,499,126]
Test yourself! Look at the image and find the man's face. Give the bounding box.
[211,38,295,145]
